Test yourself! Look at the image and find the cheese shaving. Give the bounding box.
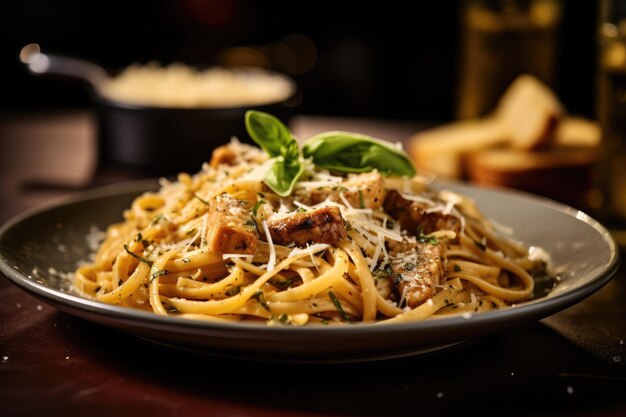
[261,220,276,271]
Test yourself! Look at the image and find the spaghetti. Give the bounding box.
[74,140,547,325]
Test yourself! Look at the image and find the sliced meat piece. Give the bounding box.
[209,145,237,168]
[387,238,446,308]
[266,206,346,247]
[206,194,257,254]
[384,190,461,237]
[295,172,386,209]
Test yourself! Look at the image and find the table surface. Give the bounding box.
[1,111,625,417]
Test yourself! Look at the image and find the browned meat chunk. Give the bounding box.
[295,172,386,209]
[384,190,461,237]
[387,238,446,308]
[206,194,257,254]
[266,206,346,247]
[209,145,237,168]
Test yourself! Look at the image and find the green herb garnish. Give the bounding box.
[193,193,210,205]
[328,290,351,323]
[417,225,439,245]
[358,190,365,209]
[245,110,416,197]
[269,277,297,290]
[251,200,265,216]
[278,313,289,324]
[123,244,153,267]
[474,240,487,251]
[150,214,164,226]
[373,263,392,280]
[302,132,416,176]
[453,264,462,272]
[245,111,303,197]
[251,290,271,311]
[226,286,241,296]
[150,269,169,282]
[135,233,142,242]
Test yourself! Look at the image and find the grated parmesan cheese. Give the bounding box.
[200,212,208,245]
[222,254,254,262]
[261,220,276,271]
[288,243,330,258]
[400,193,436,205]
[398,285,409,308]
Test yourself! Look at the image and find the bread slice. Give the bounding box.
[496,74,564,151]
[407,117,508,178]
[465,148,598,209]
[554,116,601,148]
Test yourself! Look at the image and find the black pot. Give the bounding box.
[94,91,298,177]
[20,43,299,177]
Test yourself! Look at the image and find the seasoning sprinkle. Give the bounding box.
[251,290,271,311]
[123,244,154,267]
[193,193,210,205]
[328,290,351,323]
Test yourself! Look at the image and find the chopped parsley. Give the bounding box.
[269,277,297,290]
[150,269,169,282]
[417,225,439,245]
[251,290,271,311]
[135,233,142,242]
[358,190,365,209]
[123,244,153,267]
[150,214,165,226]
[373,263,392,280]
[453,264,462,272]
[193,193,210,205]
[474,240,487,251]
[328,290,351,323]
[226,286,241,296]
[251,200,265,216]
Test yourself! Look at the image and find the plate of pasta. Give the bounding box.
[0,112,619,362]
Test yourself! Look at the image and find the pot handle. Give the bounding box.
[19,43,110,88]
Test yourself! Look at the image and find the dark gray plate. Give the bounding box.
[0,179,620,363]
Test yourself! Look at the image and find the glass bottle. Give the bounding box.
[597,0,626,229]
[456,0,563,118]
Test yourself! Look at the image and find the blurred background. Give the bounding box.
[0,0,595,119]
[4,0,626,241]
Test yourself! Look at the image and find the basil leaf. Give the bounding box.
[245,110,294,158]
[264,157,304,197]
[302,132,416,176]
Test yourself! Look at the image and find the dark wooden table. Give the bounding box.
[1,112,625,417]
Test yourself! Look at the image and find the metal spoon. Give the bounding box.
[20,43,110,87]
